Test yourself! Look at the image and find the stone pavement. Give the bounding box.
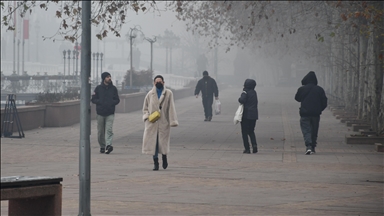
[1,86,383,216]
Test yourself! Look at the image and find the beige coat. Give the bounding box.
[142,85,178,155]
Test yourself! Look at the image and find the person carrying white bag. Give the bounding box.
[194,71,219,121]
[237,79,259,154]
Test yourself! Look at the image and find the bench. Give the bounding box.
[1,176,62,216]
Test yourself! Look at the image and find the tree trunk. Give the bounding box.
[345,28,355,111]
[340,33,346,107]
[352,31,360,113]
[357,19,368,119]
[371,1,384,133]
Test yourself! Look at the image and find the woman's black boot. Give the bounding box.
[162,154,168,169]
[153,158,159,171]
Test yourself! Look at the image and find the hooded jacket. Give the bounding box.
[91,81,120,116]
[194,76,219,98]
[238,79,258,120]
[294,71,327,117]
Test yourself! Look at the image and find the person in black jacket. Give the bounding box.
[238,79,259,154]
[91,72,120,154]
[295,71,327,155]
[194,71,219,121]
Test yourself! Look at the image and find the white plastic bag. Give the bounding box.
[233,104,243,125]
[215,100,221,115]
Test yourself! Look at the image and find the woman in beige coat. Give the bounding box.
[142,75,178,170]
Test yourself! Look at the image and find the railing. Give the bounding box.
[160,74,196,90]
[1,61,62,75]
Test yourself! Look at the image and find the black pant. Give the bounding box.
[202,96,213,118]
[240,118,257,150]
[300,116,320,148]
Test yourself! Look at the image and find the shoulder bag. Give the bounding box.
[149,93,166,123]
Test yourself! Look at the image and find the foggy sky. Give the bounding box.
[0,1,304,87]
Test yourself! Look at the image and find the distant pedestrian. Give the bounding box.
[142,75,179,171]
[295,71,327,155]
[194,71,219,121]
[91,72,120,154]
[238,79,258,154]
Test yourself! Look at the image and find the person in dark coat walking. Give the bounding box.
[91,72,120,154]
[238,79,259,154]
[194,71,219,121]
[295,71,327,155]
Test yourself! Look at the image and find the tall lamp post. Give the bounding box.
[92,52,96,83]
[96,52,99,83]
[35,20,40,62]
[63,50,66,78]
[75,41,80,76]
[128,27,139,88]
[145,37,156,72]
[67,49,71,84]
[72,50,76,76]
[100,53,103,84]
[63,50,66,90]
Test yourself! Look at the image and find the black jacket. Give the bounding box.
[238,79,258,120]
[295,72,327,117]
[91,81,120,116]
[194,76,219,98]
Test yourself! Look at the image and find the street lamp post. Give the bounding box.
[95,52,99,83]
[72,50,76,76]
[100,53,103,84]
[12,2,16,74]
[63,50,66,78]
[145,37,156,73]
[76,50,79,76]
[22,17,25,76]
[92,52,96,83]
[75,41,80,76]
[17,33,20,75]
[129,27,138,88]
[67,49,71,84]
[63,50,66,89]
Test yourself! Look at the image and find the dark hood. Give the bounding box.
[301,71,318,85]
[244,79,256,90]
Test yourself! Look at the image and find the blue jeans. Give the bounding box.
[300,116,320,149]
[153,134,159,159]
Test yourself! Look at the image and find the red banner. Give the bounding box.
[23,19,29,39]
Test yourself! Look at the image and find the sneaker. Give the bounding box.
[243,149,251,154]
[305,148,312,155]
[105,145,113,154]
[204,118,208,121]
[208,116,212,121]
[312,147,316,154]
[100,148,105,153]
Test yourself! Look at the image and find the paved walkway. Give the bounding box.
[1,86,383,215]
